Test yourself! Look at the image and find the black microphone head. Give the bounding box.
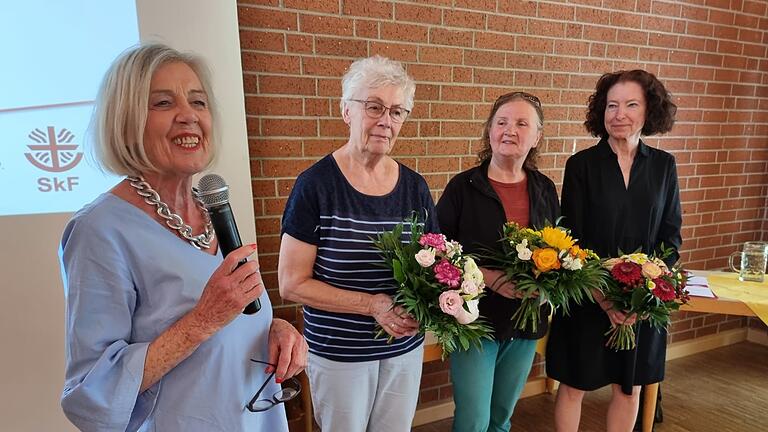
[196,173,230,208]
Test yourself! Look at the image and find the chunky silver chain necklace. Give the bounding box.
[126,176,214,249]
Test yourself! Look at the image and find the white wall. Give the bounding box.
[0,1,253,429]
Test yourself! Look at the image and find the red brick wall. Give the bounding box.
[236,0,768,424]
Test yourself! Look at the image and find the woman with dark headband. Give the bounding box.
[436,91,559,431]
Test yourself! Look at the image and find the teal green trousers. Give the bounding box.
[450,337,538,432]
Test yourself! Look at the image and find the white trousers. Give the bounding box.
[306,345,424,432]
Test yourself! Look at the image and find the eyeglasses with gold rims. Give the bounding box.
[246,359,302,413]
[349,99,411,123]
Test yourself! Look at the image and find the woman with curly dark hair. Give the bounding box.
[546,70,682,432]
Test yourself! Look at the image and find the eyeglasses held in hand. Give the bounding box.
[246,359,302,412]
[349,99,411,123]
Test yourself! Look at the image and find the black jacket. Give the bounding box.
[436,160,560,340]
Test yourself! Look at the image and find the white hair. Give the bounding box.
[339,55,416,115]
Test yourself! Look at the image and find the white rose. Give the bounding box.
[461,279,480,296]
[463,258,484,286]
[562,255,583,271]
[516,239,533,261]
[455,298,480,324]
[445,240,463,259]
[415,249,436,267]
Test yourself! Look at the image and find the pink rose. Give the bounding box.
[439,290,464,316]
[434,260,461,288]
[419,233,447,252]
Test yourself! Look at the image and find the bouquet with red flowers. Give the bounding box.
[602,249,689,350]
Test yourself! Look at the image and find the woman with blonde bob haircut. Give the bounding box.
[91,44,220,175]
[60,43,307,432]
[279,55,437,431]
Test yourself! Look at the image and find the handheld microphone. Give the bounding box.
[197,174,261,314]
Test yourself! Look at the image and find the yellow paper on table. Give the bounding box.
[535,308,555,356]
[536,330,548,356]
[707,272,768,325]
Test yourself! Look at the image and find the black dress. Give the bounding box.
[546,139,682,394]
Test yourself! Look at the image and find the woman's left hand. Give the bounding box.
[266,318,308,382]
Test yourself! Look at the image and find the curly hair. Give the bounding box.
[477,91,544,170]
[584,70,677,139]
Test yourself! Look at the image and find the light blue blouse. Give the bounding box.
[60,193,288,431]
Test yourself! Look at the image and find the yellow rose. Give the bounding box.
[532,247,561,272]
[625,253,649,265]
[541,227,575,251]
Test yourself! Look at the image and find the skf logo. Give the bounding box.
[25,126,81,192]
[26,126,82,172]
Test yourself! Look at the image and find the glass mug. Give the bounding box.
[729,241,768,283]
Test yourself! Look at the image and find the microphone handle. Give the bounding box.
[208,203,261,314]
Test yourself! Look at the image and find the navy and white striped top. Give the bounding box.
[281,155,438,362]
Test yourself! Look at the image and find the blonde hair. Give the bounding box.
[339,55,416,115]
[90,43,219,175]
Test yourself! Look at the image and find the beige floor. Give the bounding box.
[412,342,768,432]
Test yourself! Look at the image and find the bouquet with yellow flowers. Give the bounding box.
[484,221,608,332]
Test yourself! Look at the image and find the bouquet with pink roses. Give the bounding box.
[374,216,492,358]
[602,248,689,350]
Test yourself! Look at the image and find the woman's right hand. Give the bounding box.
[598,299,637,326]
[485,271,537,300]
[592,289,637,326]
[370,294,419,339]
[192,244,264,335]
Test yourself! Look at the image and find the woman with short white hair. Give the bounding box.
[279,55,437,431]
